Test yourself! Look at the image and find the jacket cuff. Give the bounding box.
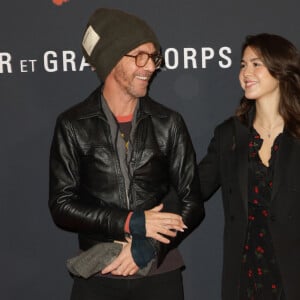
[131,238,156,268]
[129,210,146,238]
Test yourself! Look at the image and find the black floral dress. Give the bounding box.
[239,128,284,300]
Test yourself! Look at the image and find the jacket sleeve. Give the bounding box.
[198,125,222,201]
[48,115,128,241]
[155,113,205,264]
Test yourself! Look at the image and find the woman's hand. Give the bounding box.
[144,204,187,244]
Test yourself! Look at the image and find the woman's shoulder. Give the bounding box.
[215,116,236,133]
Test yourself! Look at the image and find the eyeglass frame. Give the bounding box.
[124,51,163,69]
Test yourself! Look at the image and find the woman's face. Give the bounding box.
[239,46,280,102]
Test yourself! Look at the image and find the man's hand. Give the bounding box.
[101,240,139,276]
[144,204,187,244]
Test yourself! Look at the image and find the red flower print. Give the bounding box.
[256,246,265,254]
[269,181,273,187]
[248,269,253,277]
[254,134,260,139]
[253,199,259,205]
[254,186,259,194]
[248,215,255,221]
[245,244,249,251]
[257,267,263,275]
[272,284,277,289]
[249,142,254,147]
[259,232,264,238]
[262,210,269,217]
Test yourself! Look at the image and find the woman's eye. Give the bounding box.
[253,60,263,67]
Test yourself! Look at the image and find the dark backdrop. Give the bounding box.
[1,1,299,299]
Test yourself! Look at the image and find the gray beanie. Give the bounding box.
[82,8,160,81]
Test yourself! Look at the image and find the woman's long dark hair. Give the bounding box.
[236,33,300,138]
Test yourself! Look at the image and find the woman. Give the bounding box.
[199,33,300,299]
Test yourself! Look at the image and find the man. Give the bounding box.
[49,8,204,300]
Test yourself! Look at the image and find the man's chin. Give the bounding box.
[133,88,148,98]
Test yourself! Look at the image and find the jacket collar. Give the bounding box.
[77,86,168,121]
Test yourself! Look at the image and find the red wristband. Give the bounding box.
[124,211,133,233]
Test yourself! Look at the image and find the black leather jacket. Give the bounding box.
[49,87,204,262]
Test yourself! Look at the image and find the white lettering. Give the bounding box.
[20,59,37,72]
[1,47,234,74]
[62,50,76,71]
[44,51,58,72]
[201,47,214,69]
[164,48,179,70]
[183,48,197,69]
[79,56,91,71]
[219,47,232,68]
[0,52,12,73]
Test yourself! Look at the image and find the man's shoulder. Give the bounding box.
[58,87,101,123]
[141,96,181,120]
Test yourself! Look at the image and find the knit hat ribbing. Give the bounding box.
[82,8,160,81]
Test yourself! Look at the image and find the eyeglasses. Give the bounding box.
[124,52,163,69]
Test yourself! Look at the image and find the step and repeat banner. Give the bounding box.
[1,1,299,299]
